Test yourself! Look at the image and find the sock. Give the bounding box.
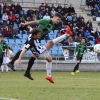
[73,63,79,72]
[53,34,68,44]
[10,50,22,64]
[6,65,8,72]
[1,65,4,72]
[25,57,36,74]
[46,62,52,76]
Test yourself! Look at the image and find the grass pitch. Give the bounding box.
[0,71,100,100]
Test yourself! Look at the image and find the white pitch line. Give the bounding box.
[0,97,16,100]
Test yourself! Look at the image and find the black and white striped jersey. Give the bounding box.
[25,38,46,57]
[24,34,32,45]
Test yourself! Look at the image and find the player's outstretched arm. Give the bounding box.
[20,20,39,26]
[15,48,27,65]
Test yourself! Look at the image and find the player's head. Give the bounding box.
[31,28,41,39]
[0,35,4,42]
[81,37,86,44]
[52,13,62,24]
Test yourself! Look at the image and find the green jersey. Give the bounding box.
[0,41,9,53]
[0,43,3,58]
[74,43,87,57]
[38,19,55,38]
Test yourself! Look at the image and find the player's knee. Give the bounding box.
[46,55,52,62]
[48,40,54,45]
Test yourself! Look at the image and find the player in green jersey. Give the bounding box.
[71,38,87,75]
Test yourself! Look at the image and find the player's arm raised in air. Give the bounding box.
[20,20,39,26]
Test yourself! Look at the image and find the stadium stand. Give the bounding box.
[1,0,100,58]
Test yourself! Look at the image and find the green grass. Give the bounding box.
[0,71,100,100]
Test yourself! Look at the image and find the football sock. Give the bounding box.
[46,62,52,76]
[53,34,68,44]
[1,65,4,72]
[10,50,22,64]
[6,65,8,72]
[73,63,79,72]
[26,57,36,74]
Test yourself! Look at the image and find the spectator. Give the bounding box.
[11,6,15,14]
[19,10,26,21]
[78,15,84,22]
[50,8,56,17]
[67,36,74,46]
[50,4,56,11]
[91,7,98,16]
[62,5,69,15]
[3,3,10,11]
[39,3,45,16]
[8,11,16,21]
[1,26,10,37]
[43,12,50,19]
[27,7,34,17]
[2,12,8,25]
[73,23,78,32]
[38,13,43,20]
[15,2,22,14]
[10,2,16,10]
[78,18,85,29]
[56,3,62,12]
[84,23,92,33]
[86,19,92,28]
[44,8,50,16]
[0,0,3,7]
[96,35,100,44]
[32,13,37,20]
[95,28,100,39]
[45,3,50,11]
[85,37,91,46]
[68,4,75,14]
[84,29,91,38]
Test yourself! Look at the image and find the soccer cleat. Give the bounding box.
[76,70,80,73]
[24,73,34,80]
[7,63,15,71]
[71,72,75,75]
[46,76,54,83]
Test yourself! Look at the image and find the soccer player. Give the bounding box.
[71,38,87,75]
[15,28,69,83]
[0,35,10,72]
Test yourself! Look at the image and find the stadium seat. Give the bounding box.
[23,10,27,15]
[18,34,23,39]
[15,14,19,18]
[14,22,19,29]
[23,34,28,39]
[9,39,16,45]
[49,31,57,39]
[4,39,8,44]
[25,50,31,55]
[22,39,26,44]
[52,46,58,56]
[67,16,72,21]
[58,47,63,56]
[15,39,22,44]
[40,40,46,45]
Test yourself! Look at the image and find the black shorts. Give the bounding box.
[76,56,82,62]
[0,57,3,65]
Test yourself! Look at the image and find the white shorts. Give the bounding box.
[39,46,49,59]
[2,57,10,64]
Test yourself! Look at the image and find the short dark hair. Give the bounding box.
[54,13,62,19]
[31,28,41,36]
[0,35,4,38]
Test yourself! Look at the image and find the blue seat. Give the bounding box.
[23,10,27,15]
[15,14,19,18]
[13,49,18,54]
[4,39,8,44]
[58,47,63,56]
[22,39,26,44]
[14,22,19,29]
[18,34,23,39]
[51,46,58,56]
[23,34,28,39]
[25,50,31,55]
[90,41,95,46]
[67,16,72,21]
[9,39,15,44]
[40,40,46,45]
[49,31,57,39]
[15,39,22,44]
